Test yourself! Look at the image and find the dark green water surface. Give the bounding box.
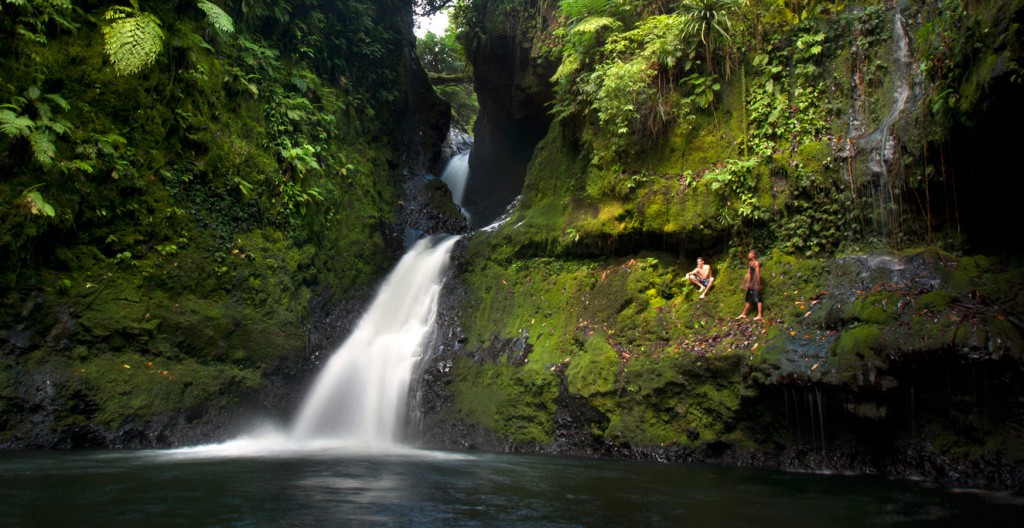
[0,448,1020,527]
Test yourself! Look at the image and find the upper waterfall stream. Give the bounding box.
[440,151,471,223]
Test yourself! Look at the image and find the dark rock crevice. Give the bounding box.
[459,5,558,228]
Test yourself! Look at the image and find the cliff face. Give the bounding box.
[416,0,1024,490]
[457,0,558,227]
[0,0,451,447]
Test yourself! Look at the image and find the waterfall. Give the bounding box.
[440,151,471,222]
[290,235,460,445]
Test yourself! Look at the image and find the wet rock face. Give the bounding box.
[396,174,470,245]
[439,127,474,171]
[393,11,468,243]
[412,241,509,451]
[400,29,452,178]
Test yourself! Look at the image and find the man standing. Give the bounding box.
[685,257,715,299]
[737,249,764,320]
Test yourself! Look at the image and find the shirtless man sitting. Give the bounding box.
[685,257,714,298]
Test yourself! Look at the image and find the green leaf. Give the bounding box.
[196,0,235,34]
[69,160,95,174]
[570,16,620,35]
[102,5,165,76]
[24,191,56,217]
[0,110,34,138]
[29,129,56,166]
[43,93,70,111]
[45,119,71,136]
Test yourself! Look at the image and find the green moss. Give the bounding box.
[830,324,887,383]
[599,353,748,446]
[843,291,902,324]
[987,317,1024,359]
[941,255,982,293]
[514,121,586,237]
[72,352,261,430]
[76,276,155,339]
[906,315,957,351]
[760,254,828,320]
[451,360,560,443]
[566,335,619,397]
[915,289,957,313]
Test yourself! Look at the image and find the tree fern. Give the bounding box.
[0,109,34,138]
[102,1,165,76]
[552,16,621,83]
[571,15,620,34]
[29,129,56,166]
[558,0,617,21]
[551,53,582,82]
[197,0,234,34]
[43,93,70,112]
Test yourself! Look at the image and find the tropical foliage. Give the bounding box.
[0,0,420,442]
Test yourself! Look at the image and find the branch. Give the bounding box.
[428,72,473,86]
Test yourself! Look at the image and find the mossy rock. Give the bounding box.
[914,289,958,313]
[601,355,746,447]
[565,335,620,398]
[829,324,888,384]
[843,291,903,324]
[451,360,560,443]
[70,351,262,430]
[987,316,1024,360]
[75,276,160,340]
[905,315,958,352]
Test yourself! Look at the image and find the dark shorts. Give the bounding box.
[696,277,710,288]
[745,288,763,304]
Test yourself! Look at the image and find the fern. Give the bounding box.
[102,1,165,76]
[197,0,235,34]
[28,129,56,166]
[45,118,72,136]
[43,93,70,111]
[551,53,581,82]
[571,16,619,34]
[559,0,616,21]
[0,109,34,138]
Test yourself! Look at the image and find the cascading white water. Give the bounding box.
[290,235,460,445]
[440,151,471,222]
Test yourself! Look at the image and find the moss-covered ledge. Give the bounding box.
[423,242,1023,488]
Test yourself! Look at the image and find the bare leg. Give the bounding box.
[753,302,764,320]
[737,302,750,318]
[700,277,714,298]
[687,275,703,291]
